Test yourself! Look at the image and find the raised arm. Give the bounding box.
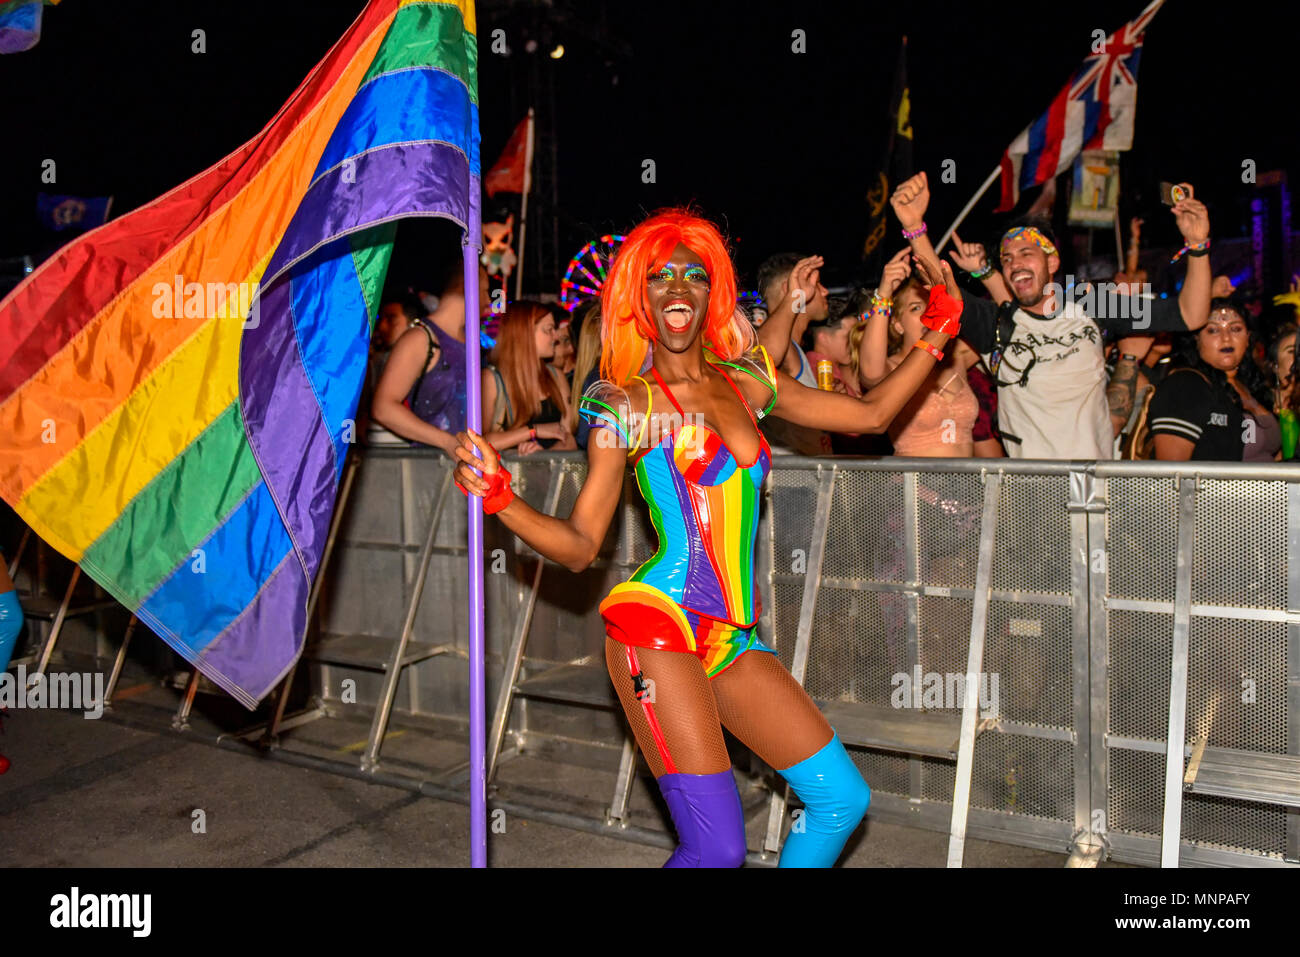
[1172,183,1212,332]
[1107,346,1142,438]
[891,172,947,280]
[859,247,910,387]
[454,422,626,573]
[948,231,1012,304]
[756,254,824,373]
[780,258,963,434]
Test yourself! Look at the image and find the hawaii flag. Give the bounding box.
[0,0,480,707]
[996,0,1163,212]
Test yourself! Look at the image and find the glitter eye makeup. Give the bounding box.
[646,263,709,284]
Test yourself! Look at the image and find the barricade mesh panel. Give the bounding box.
[985,600,1072,729]
[848,748,910,797]
[991,474,1071,595]
[1108,476,1178,602]
[918,595,970,682]
[1109,610,1176,741]
[1193,479,1287,608]
[1106,473,1292,859]
[823,469,902,581]
[921,734,1073,822]
[917,471,981,589]
[773,581,802,670]
[1108,748,1286,856]
[805,588,893,706]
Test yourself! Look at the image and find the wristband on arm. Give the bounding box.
[913,339,944,361]
[454,436,515,514]
[919,285,962,337]
[456,465,514,514]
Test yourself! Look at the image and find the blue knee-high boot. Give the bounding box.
[777,733,871,868]
[658,769,748,868]
[0,589,22,675]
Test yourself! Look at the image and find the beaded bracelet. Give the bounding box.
[1170,238,1211,264]
[969,262,995,280]
[868,292,893,317]
[913,339,944,360]
[901,222,928,240]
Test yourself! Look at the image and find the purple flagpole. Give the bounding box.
[463,179,485,867]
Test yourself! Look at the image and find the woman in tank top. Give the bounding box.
[858,249,978,457]
[482,301,576,454]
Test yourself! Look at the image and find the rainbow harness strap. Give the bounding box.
[585,348,778,678]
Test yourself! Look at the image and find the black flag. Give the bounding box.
[862,37,913,270]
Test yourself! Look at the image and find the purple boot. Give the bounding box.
[657,769,747,867]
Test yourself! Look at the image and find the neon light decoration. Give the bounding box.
[559,234,625,312]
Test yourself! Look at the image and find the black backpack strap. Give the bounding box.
[409,319,440,407]
[989,301,1018,376]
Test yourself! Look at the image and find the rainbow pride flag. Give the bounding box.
[0,0,480,707]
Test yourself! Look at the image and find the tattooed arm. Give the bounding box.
[1107,352,1142,438]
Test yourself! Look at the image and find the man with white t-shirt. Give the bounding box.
[891,172,1212,459]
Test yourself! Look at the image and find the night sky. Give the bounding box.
[2,0,1296,294]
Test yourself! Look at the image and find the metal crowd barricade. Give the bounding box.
[301,447,1298,868]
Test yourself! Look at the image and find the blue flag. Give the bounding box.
[36,194,113,233]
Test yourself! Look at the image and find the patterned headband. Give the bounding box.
[1001,227,1059,258]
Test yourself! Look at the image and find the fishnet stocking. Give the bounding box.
[604,636,729,778]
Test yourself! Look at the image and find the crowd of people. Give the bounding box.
[365,173,1300,466]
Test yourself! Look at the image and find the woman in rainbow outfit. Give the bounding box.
[455,210,962,867]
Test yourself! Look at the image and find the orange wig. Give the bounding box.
[599,209,752,385]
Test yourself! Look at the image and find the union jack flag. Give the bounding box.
[996,0,1164,212]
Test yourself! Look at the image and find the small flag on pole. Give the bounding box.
[995,0,1164,213]
[484,112,533,197]
[863,37,913,265]
[36,194,113,233]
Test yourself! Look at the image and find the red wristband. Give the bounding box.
[480,465,515,514]
[913,339,944,361]
[920,285,962,337]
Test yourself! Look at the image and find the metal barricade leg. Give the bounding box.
[606,737,638,825]
[487,463,564,782]
[762,466,836,857]
[6,527,30,580]
[173,668,200,731]
[103,615,137,706]
[359,469,454,773]
[1068,470,1108,867]
[1159,476,1198,867]
[30,565,81,685]
[946,471,1002,868]
[1289,482,1300,864]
